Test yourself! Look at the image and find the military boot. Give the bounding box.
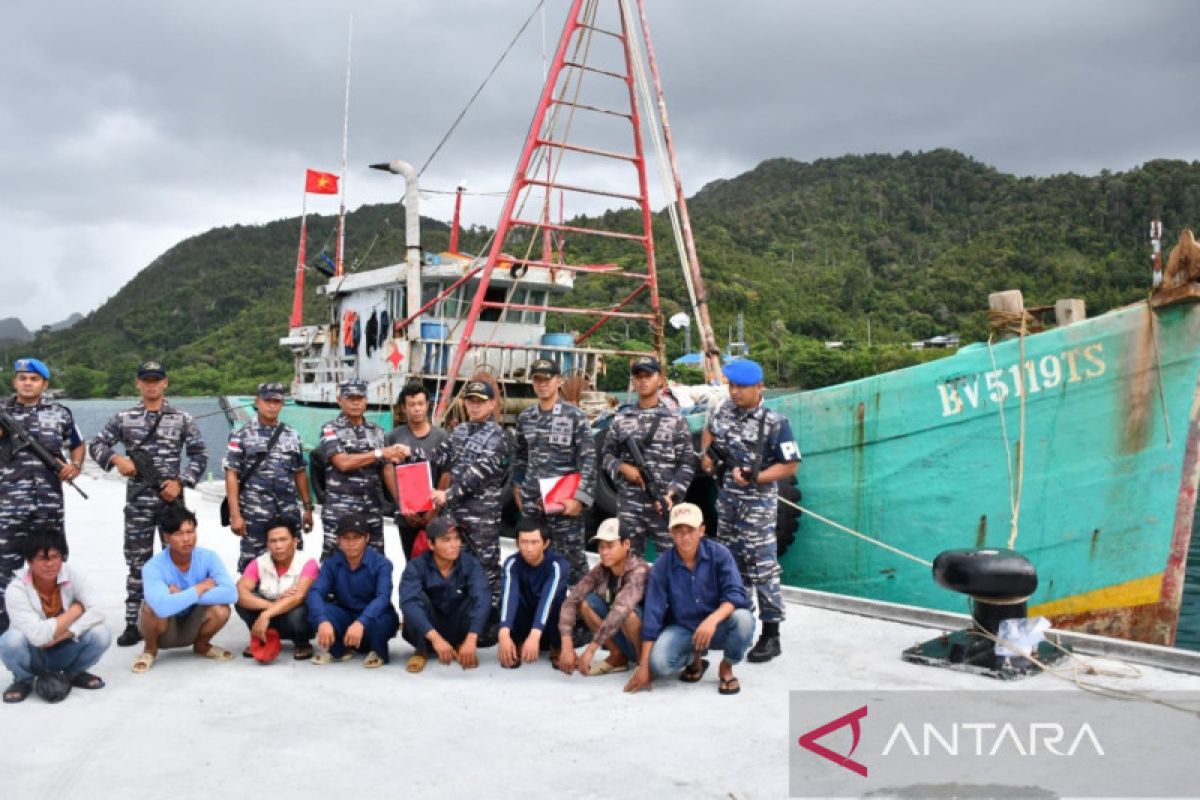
[747,622,781,663]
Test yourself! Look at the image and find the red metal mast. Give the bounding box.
[435,0,668,418]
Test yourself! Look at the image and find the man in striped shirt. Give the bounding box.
[496,518,568,669]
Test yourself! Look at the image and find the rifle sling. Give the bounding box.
[236,424,286,490]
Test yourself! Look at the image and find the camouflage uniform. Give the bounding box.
[601,400,696,557]
[89,402,208,624]
[223,419,306,572]
[512,402,596,584]
[433,419,510,606]
[707,399,800,625]
[0,397,82,632]
[318,414,389,558]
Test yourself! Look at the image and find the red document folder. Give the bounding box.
[395,461,433,514]
[539,472,581,513]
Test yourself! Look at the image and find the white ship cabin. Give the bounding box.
[281,252,614,407]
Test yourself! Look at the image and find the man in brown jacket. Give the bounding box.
[557,518,648,676]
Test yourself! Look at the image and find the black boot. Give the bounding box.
[117,623,143,647]
[747,622,781,663]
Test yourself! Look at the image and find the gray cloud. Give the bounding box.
[2,0,1197,328]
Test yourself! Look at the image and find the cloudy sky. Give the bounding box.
[3,0,1198,329]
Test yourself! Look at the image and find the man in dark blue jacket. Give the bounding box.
[497,517,569,668]
[624,503,755,695]
[307,514,399,666]
[398,516,490,674]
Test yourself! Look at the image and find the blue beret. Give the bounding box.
[13,358,50,380]
[722,359,763,386]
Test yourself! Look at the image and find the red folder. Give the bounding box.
[395,461,433,514]
[540,472,581,513]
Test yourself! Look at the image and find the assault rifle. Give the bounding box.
[129,449,185,509]
[624,437,671,512]
[704,439,763,486]
[0,407,88,498]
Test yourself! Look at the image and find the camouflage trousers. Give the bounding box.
[236,507,304,573]
[716,489,785,624]
[0,484,65,633]
[616,491,670,558]
[320,492,384,559]
[123,492,172,625]
[543,511,588,586]
[453,504,502,608]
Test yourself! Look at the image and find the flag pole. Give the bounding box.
[289,181,309,328]
[335,15,353,277]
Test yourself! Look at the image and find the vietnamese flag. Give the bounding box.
[305,169,339,194]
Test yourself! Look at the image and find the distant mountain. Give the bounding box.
[0,318,32,343]
[26,149,1200,397]
[47,312,83,332]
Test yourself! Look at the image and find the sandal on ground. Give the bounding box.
[196,645,234,662]
[3,679,33,703]
[588,660,630,676]
[312,650,355,666]
[69,671,105,690]
[719,675,741,695]
[131,652,156,674]
[679,658,710,683]
[293,644,314,661]
[406,653,427,673]
[362,651,386,669]
[242,646,254,659]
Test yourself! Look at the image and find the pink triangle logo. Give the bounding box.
[797,705,869,777]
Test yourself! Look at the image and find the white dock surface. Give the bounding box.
[4,470,1198,799]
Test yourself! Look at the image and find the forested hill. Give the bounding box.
[25,149,1200,396]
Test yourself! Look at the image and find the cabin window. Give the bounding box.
[422,281,444,318]
[388,289,405,323]
[525,289,547,324]
[505,287,528,323]
[480,285,508,322]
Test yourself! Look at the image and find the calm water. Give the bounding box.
[66,396,1200,652]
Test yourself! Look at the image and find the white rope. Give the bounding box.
[778,496,932,567]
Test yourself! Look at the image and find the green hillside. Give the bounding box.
[25,150,1200,396]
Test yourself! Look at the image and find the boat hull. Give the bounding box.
[766,300,1200,645]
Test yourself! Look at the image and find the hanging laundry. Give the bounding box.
[353,317,362,355]
[366,310,379,356]
[342,310,358,355]
[378,310,390,350]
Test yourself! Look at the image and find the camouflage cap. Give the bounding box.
[529,358,560,377]
[257,382,285,400]
[339,379,368,398]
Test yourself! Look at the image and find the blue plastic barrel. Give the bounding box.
[421,322,450,374]
[540,332,575,374]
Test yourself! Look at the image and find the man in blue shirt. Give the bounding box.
[132,506,237,674]
[398,516,490,674]
[307,514,399,667]
[624,503,755,695]
[497,517,569,669]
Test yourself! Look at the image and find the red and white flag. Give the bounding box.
[305,169,339,194]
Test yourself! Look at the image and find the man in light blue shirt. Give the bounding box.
[132,507,236,674]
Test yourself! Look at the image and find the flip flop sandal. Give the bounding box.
[312,651,355,666]
[719,675,741,695]
[588,660,630,676]
[362,651,386,669]
[294,644,314,660]
[197,645,234,662]
[131,652,156,674]
[69,671,106,690]
[3,679,33,703]
[679,658,710,683]
[406,654,428,674]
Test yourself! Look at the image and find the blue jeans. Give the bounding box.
[584,593,641,662]
[0,626,113,683]
[648,608,755,678]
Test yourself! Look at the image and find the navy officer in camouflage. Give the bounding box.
[0,358,85,634]
[700,358,799,663]
[223,382,314,572]
[89,360,208,646]
[511,358,596,584]
[430,379,510,614]
[317,379,408,558]
[601,355,696,557]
